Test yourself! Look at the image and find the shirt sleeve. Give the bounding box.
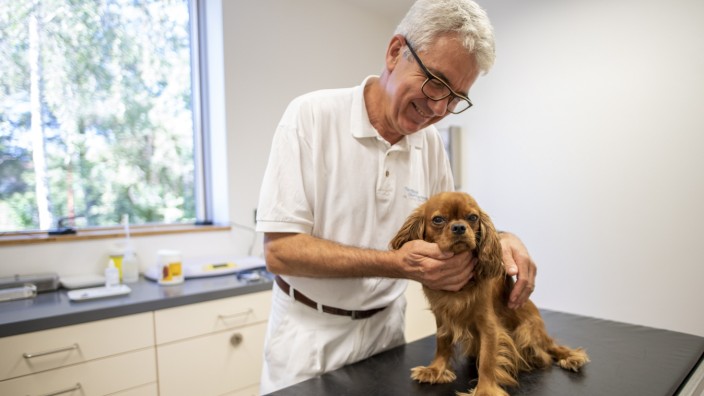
[255,102,314,234]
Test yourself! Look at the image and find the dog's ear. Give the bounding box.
[474,209,504,280]
[390,205,426,250]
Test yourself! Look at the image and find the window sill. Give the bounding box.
[0,224,232,247]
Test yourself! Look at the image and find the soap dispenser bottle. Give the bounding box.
[121,246,139,283]
[105,259,120,288]
[120,214,140,283]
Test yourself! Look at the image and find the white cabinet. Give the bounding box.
[222,384,260,396]
[0,349,157,396]
[404,280,437,342]
[0,290,272,396]
[0,313,157,396]
[154,290,272,396]
[112,383,160,396]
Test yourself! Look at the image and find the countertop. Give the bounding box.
[0,271,274,338]
[268,310,704,396]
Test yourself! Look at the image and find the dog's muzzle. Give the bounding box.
[451,223,467,235]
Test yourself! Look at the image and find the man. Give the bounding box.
[255,0,537,393]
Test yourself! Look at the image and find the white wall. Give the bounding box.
[448,0,704,336]
[0,231,241,277]
[221,0,395,255]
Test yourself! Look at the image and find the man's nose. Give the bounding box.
[451,223,466,235]
[427,97,450,116]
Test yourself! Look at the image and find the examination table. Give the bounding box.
[267,310,704,396]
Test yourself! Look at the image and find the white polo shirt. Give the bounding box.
[256,76,454,310]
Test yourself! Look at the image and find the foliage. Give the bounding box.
[0,0,195,231]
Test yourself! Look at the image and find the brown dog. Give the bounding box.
[391,192,589,396]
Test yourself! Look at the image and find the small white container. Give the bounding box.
[156,249,183,285]
[105,259,120,288]
[121,248,140,283]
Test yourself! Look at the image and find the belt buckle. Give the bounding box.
[350,310,361,320]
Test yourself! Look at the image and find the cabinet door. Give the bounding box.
[0,312,154,381]
[0,348,156,396]
[157,322,266,396]
[404,281,437,342]
[223,384,259,396]
[112,383,158,396]
[155,290,271,344]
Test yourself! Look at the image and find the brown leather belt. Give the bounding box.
[274,275,386,320]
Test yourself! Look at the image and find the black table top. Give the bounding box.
[268,310,704,396]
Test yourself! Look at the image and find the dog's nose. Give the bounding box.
[451,223,466,235]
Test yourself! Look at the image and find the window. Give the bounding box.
[0,0,210,233]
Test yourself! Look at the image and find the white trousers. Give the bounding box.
[259,284,407,395]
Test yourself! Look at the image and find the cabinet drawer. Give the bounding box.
[112,382,158,396]
[223,384,259,396]
[0,312,154,381]
[154,290,271,344]
[0,348,156,396]
[157,321,266,396]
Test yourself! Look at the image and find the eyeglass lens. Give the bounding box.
[422,79,470,113]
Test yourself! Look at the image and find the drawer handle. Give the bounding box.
[230,332,243,347]
[36,382,81,396]
[23,343,79,359]
[218,308,253,321]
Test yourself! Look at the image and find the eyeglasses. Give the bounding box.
[405,39,473,114]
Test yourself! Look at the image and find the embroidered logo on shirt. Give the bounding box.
[403,187,427,203]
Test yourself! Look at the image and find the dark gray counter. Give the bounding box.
[0,273,273,338]
[268,310,704,396]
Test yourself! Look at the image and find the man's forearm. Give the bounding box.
[263,232,402,278]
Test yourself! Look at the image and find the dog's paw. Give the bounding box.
[456,385,509,396]
[557,348,590,372]
[410,365,457,383]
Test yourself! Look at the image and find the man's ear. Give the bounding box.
[385,35,405,72]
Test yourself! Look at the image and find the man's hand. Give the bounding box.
[397,239,475,291]
[500,232,537,309]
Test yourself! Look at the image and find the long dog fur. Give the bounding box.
[391,192,589,396]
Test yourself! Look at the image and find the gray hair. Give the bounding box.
[394,0,496,74]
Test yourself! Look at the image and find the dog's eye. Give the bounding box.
[467,214,479,222]
[431,216,446,225]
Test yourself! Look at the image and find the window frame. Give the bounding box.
[192,0,213,226]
